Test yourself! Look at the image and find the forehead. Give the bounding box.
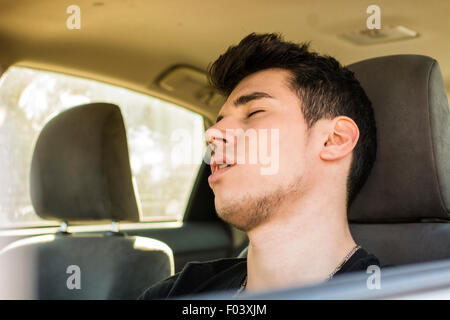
[225,68,294,104]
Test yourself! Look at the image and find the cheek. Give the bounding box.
[278,125,307,174]
[235,117,308,181]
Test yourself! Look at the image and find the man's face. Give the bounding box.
[206,68,322,231]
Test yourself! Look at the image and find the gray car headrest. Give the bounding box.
[30,103,140,222]
[347,55,450,222]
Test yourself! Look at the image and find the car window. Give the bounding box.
[0,66,205,228]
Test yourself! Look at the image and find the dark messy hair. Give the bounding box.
[207,32,377,207]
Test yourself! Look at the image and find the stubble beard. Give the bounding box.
[214,173,304,232]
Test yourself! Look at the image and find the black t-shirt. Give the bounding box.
[138,248,380,300]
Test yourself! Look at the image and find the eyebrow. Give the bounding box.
[215,91,275,123]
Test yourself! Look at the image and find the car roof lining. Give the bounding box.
[1,0,449,122]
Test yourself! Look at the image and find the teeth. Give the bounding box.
[218,164,230,169]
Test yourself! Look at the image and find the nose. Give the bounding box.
[205,126,237,165]
[205,126,237,149]
[205,127,226,158]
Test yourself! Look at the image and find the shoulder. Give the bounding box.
[138,272,179,300]
[138,257,246,300]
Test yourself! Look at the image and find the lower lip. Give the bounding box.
[208,164,236,184]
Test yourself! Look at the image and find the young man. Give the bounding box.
[140,33,379,299]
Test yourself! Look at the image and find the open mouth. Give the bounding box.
[208,158,236,183]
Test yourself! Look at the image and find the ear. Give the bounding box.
[320,116,359,161]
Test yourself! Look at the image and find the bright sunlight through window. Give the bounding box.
[0,66,205,228]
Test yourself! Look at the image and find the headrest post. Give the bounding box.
[56,221,70,235]
[111,221,120,233]
[59,221,68,232]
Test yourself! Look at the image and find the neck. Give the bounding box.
[245,193,356,293]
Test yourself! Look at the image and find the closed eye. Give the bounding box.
[247,110,264,118]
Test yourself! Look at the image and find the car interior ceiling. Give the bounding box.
[0,0,449,121]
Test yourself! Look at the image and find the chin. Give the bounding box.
[214,192,269,232]
[217,211,251,232]
[214,195,244,227]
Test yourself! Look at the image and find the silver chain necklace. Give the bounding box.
[235,244,361,296]
[326,244,361,280]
